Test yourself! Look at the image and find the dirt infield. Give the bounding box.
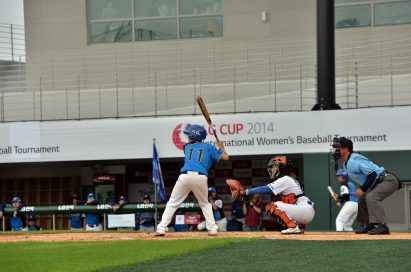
[1,231,410,243]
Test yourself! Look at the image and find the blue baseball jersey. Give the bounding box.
[85,213,100,225]
[69,213,84,229]
[137,212,155,227]
[343,153,385,186]
[180,142,223,176]
[348,182,358,203]
[11,215,25,231]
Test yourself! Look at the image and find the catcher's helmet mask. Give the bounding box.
[267,156,291,180]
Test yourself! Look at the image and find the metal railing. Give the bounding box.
[1,30,411,122]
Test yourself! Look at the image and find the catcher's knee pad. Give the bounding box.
[266,202,297,229]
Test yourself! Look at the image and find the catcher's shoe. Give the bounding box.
[281,226,302,234]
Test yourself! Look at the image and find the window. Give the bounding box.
[335,0,411,29]
[335,4,371,28]
[180,16,222,38]
[88,0,223,43]
[375,1,411,26]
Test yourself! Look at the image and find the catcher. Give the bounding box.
[227,156,315,234]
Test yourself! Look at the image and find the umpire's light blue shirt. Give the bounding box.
[343,153,385,186]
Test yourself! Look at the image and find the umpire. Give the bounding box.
[331,137,401,235]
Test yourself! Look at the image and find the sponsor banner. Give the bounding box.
[1,107,410,163]
[108,214,136,228]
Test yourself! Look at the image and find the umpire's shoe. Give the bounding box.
[368,224,390,235]
[355,224,375,234]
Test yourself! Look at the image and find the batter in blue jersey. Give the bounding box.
[156,124,229,236]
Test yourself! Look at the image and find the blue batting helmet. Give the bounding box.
[12,197,21,203]
[335,168,348,179]
[187,124,207,142]
[208,187,216,193]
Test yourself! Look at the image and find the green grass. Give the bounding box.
[0,238,248,272]
[106,240,411,272]
[1,239,410,272]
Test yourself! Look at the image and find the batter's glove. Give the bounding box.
[226,179,243,200]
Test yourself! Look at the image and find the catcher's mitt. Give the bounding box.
[226,179,243,200]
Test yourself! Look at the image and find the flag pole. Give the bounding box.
[153,138,158,230]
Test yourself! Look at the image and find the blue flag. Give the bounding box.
[152,142,167,202]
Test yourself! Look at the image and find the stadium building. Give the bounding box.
[0,0,410,231]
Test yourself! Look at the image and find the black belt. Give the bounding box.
[181,170,207,176]
[371,171,388,189]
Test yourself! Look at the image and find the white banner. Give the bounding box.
[107,214,136,228]
[1,106,410,163]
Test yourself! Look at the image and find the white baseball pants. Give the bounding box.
[157,172,218,233]
[275,199,315,224]
[336,201,358,231]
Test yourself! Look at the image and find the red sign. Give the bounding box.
[93,175,116,183]
[184,213,201,224]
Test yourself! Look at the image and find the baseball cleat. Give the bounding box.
[281,226,302,234]
[154,231,165,236]
[208,226,218,236]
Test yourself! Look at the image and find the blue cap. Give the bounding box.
[87,193,96,199]
[335,168,348,179]
[12,197,21,203]
[143,194,151,201]
[208,187,216,193]
[119,196,128,201]
[28,215,37,221]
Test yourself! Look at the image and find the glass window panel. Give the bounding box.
[135,19,177,40]
[90,0,132,20]
[375,1,411,26]
[335,5,371,28]
[135,0,177,18]
[90,21,132,43]
[180,0,222,15]
[335,0,370,4]
[180,16,222,38]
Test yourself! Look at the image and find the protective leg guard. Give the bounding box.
[266,202,297,229]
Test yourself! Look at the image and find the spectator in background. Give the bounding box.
[0,201,4,220]
[136,194,155,232]
[112,195,129,213]
[85,193,103,231]
[243,193,264,231]
[10,197,26,231]
[23,215,42,231]
[226,210,243,231]
[231,198,245,226]
[68,194,84,231]
[197,187,227,232]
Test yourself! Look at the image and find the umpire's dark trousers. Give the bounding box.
[357,173,399,224]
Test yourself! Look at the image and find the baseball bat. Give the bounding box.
[196,96,219,141]
[327,186,338,201]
